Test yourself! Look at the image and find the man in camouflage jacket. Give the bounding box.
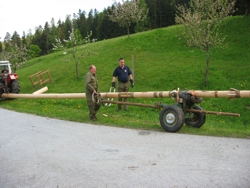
[85,65,100,121]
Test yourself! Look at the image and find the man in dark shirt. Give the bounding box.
[111,58,134,111]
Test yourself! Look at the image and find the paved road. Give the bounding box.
[0,108,250,188]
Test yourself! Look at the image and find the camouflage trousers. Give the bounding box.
[118,81,130,110]
[86,93,101,119]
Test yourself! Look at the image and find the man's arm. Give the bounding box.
[129,74,133,80]
[129,74,134,88]
[111,76,116,88]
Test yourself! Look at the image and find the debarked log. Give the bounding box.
[32,86,48,94]
[1,91,171,99]
[188,90,250,98]
[1,90,250,99]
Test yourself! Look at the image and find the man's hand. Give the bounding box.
[130,79,134,88]
[112,82,116,89]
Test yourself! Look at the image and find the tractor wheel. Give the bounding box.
[159,105,184,132]
[185,105,206,128]
[8,80,20,94]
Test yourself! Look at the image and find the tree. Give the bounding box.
[107,0,148,38]
[144,0,178,29]
[72,13,78,30]
[32,25,46,55]
[134,0,149,32]
[0,41,3,52]
[65,15,73,39]
[87,9,94,33]
[57,20,66,43]
[25,29,34,47]
[43,22,50,54]
[28,44,42,58]
[1,42,28,72]
[11,31,21,47]
[98,9,126,40]
[22,31,27,46]
[77,10,88,38]
[245,0,250,15]
[91,9,99,39]
[4,32,11,42]
[49,18,57,51]
[53,29,94,77]
[235,0,250,16]
[175,0,236,87]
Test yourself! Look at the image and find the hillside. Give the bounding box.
[1,16,250,137]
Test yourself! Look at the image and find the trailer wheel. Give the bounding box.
[159,105,184,132]
[185,105,206,128]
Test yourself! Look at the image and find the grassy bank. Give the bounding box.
[1,16,250,138]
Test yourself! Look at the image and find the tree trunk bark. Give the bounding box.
[72,51,79,77]
[76,60,79,77]
[127,26,130,38]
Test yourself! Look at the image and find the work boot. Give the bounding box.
[90,114,97,121]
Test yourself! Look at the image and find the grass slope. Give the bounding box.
[1,16,250,138]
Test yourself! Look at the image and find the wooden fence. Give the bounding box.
[29,70,52,87]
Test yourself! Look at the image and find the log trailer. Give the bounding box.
[1,87,250,132]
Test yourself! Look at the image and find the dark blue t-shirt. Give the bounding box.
[112,66,132,83]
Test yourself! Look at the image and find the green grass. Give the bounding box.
[1,16,250,138]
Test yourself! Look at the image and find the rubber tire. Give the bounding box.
[9,80,20,93]
[159,105,184,132]
[185,105,206,128]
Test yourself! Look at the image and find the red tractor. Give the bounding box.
[0,60,20,97]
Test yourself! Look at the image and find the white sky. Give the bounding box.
[0,0,116,40]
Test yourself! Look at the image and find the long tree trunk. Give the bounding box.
[127,26,130,38]
[75,60,79,77]
[72,51,79,77]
